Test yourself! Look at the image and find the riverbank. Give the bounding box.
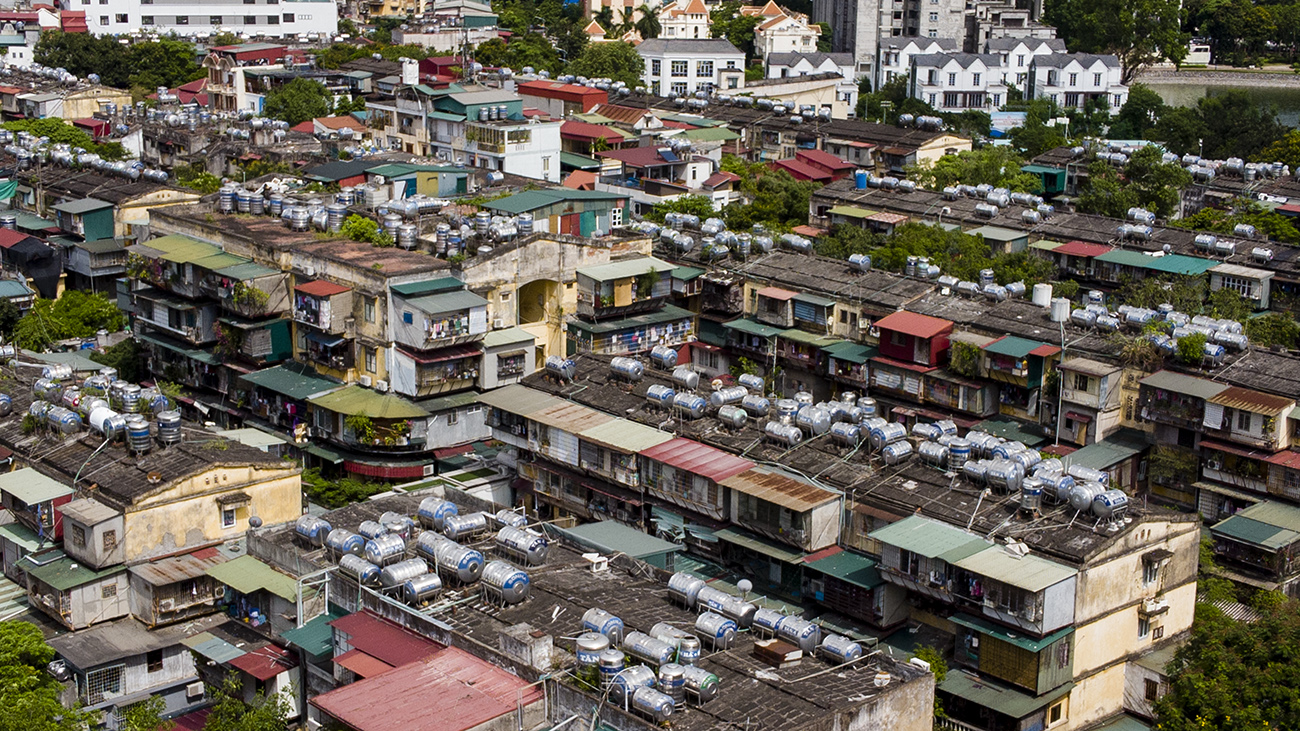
[1138,68,1300,88]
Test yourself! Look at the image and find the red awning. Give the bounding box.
[333,649,394,678]
[228,645,298,681]
[1065,411,1093,423]
[344,461,429,479]
[400,343,480,364]
[433,444,474,459]
[1199,438,1272,461]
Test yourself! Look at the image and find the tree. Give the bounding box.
[340,215,394,247]
[34,30,130,87]
[263,78,332,126]
[3,118,123,160]
[175,163,222,194]
[13,291,126,352]
[127,38,204,91]
[1077,146,1191,219]
[1197,91,1288,161]
[569,42,644,88]
[720,155,821,229]
[90,339,146,382]
[1176,331,1207,365]
[646,195,716,222]
[1153,600,1300,731]
[635,4,661,40]
[0,620,98,731]
[1205,287,1252,322]
[1170,199,1300,244]
[1245,312,1300,349]
[1044,0,1188,82]
[0,299,19,341]
[1008,102,1068,157]
[710,1,762,60]
[202,674,292,731]
[119,696,171,731]
[815,23,832,52]
[814,224,881,259]
[907,146,1040,192]
[1255,129,1300,168]
[1107,83,1165,139]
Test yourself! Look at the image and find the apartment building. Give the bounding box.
[909,52,1008,111]
[639,38,747,97]
[877,37,958,88]
[594,144,742,214]
[986,36,1065,88]
[81,0,337,38]
[748,2,823,59]
[1027,53,1128,113]
[657,0,710,40]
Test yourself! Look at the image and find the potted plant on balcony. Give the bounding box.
[385,420,412,447]
[231,282,270,316]
[345,413,377,445]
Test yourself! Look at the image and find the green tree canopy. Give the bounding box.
[1169,199,1300,244]
[1245,312,1300,349]
[1077,146,1192,219]
[262,78,333,126]
[635,4,661,40]
[90,339,146,382]
[1150,91,1287,160]
[14,291,127,352]
[0,621,97,731]
[1176,331,1208,365]
[201,674,292,731]
[1044,0,1188,81]
[1007,102,1069,157]
[34,31,202,90]
[1107,83,1166,139]
[646,195,716,223]
[720,155,821,229]
[710,1,763,60]
[907,146,1040,192]
[127,38,205,91]
[2,119,125,160]
[1254,129,1300,168]
[569,42,644,88]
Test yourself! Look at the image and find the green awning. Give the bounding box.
[0,522,43,551]
[828,205,876,219]
[565,304,694,335]
[779,329,840,347]
[982,336,1051,358]
[672,266,705,282]
[21,554,124,591]
[417,390,482,413]
[951,545,1077,592]
[240,364,342,402]
[1021,164,1065,175]
[715,527,805,563]
[793,292,837,307]
[1063,428,1148,471]
[681,127,740,142]
[556,521,683,559]
[975,418,1047,447]
[1030,240,1064,251]
[391,277,464,297]
[722,318,783,338]
[205,555,302,602]
[868,515,989,561]
[309,385,430,419]
[303,444,345,464]
[1212,515,1300,551]
[281,609,347,659]
[0,468,73,505]
[482,326,534,349]
[136,332,219,365]
[402,289,489,315]
[561,151,602,170]
[950,613,1074,652]
[576,256,676,282]
[804,550,882,590]
[215,261,279,280]
[183,632,247,663]
[821,340,877,364]
[938,673,1074,719]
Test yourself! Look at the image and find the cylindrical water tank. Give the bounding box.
[985,459,1024,492]
[646,384,675,409]
[1069,481,1105,512]
[681,665,720,702]
[650,345,678,369]
[737,373,765,391]
[544,355,576,381]
[326,528,365,557]
[948,439,971,470]
[598,648,625,690]
[657,663,686,707]
[918,441,948,468]
[339,554,380,586]
[434,538,485,583]
[417,498,458,530]
[764,421,802,446]
[741,394,770,417]
[776,616,821,654]
[357,520,388,540]
[1092,489,1129,519]
[442,512,489,541]
[403,572,444,606]
[88,407,125,440]
[1067,464,1109,486]
[364,534,405,566]
[830,421,861,446]
[495,526,549,566]
[795,406,831,436]
[671,366,699,391]
[610,356,645,382]
[882,441,913,465]
[775,399,799,423]
[869,422,907,450]
[46,406,82,434]
[295,515,332,547]
[717,405,747,430]
[622,630,676,667]
[379,557,428,589]
[694,612,737,649]
[482,560,530,604]
[576,632,611,668]
[125,415,151,454]
[672,393,707,419]
[709,386,747,408]
[752,607,785,636]
[155,410,181,445]
[668,572,706,607]
[820,634,863,664]
[912,422,942,441]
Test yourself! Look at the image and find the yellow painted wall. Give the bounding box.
[124,465,301,562]
[1065,664,1126,730]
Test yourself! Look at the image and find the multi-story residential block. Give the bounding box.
[1056,357,1125,446]
[657,0,710,39]
[967,0,1055,52]
[1209,263,1274,311]
[566,257,696,355]
[750,3,822,59]
[766,52,857,109]
[1027,53,1128,113]
[517,80,608,119]
[877,37,958,88]
[986,36,1064,88]
[639,38,747,97]
[595,145,741,214]
[83,0,337,38]
[909,52,1008,112]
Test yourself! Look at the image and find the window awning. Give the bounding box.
[715,527,805,563]
[216,492,251,506]
[307,332,347,348]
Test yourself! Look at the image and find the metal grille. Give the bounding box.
[84,665,124,705]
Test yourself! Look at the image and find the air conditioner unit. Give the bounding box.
[358,375,372,387]
[492,318,504,329]
[374,380,389,392]
[422,464,436,477]
[185,682,205,699]
[158,598,175,612]
[303,266,316,278]
[213,585,225,599]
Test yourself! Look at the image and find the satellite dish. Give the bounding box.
[249,516,263,528]
[737,579,753,595]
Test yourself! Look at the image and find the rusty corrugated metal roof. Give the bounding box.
[328,610,443,668]
[527,400,613,432]
[719,465,840,512]
[1208,386,1295,415]
[639,438,754,482]
[128,551,227,586]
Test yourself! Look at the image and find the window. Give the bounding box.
[651,59,661,75]
[696,60,713,78]
[210,15,222,23]
[1153,625,1164,640]
[671,60,688,77]
[1068,72,1077,87]
[71,525,86,549]
[1017,54,1025,66]
[102,584,116,599]
[1093,72,1102,86]
[1142,560,1160,584]
[99,15,108,24]
[1218,275,1251,297]
[972,72,981,86]
[610,207,623,226]
[85,666,124,704]
[928,29,936,37]
[114,13,126,21]
[267,14,277,22]
[176,14,189,24]
[1237,410,1253,432]
[222,507,236,528]
[364,297,375,323]
[1047,699,1067,727]
[365,347,376,373]
[403,311,413,325]
[1145,678,1160,701]
[947,72,956,85]
[725,60,737,69]
[1073,373,1090,392]
[671,82,688,96]
[448,409,459,425]
[1138,616,1150,638]
[928,11,937,20]
[497,352,525,378]
[146,649,164,673]
[728,77,738,88]
[1114,94,1123,107]
[283,12,293,21]
[142,15,153,23]
[943,91,959,107]
[244,14,256,23]
[103,530,117,552]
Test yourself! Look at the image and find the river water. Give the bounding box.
[1145,81,1300,127]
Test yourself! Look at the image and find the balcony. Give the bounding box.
[1060,385,1104,410]
[294,282,353,335]
[1138,400,1204,432]
[576,291,668,320]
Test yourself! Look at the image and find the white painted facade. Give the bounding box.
[446,118,562,182]
[658,0,710,40]
[82,0,337,39]
[639,38,746,98]
[985,36,1065,88]
[909,53,1007,112]
[766,51,858,114]
[1028,53,1128,113]
[754,12,822,58]
[876,37,958,89]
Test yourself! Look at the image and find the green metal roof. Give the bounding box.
[1096,250,1217,276]
[1021,164,1065,175]
[779,329,840,347]
[476,383,563,416]
[578,418,674,454]
[1030,240,1064,251]
[183,632,246,663]
[681,127,741,142]
[560,151,602,170]
[1138,370,1228,401]
[205,555,301,602]
[869,515,990,561]
[557,520,683,559]
[390,277,465,297]
[793,292,837,307]
[366,163,464,177]
[660,113,728,127]
[403,289,489,315]
[722,318,783,338]
[136,332,218,365]
[804,549,882,589]
[821,340,877,364]
[1063,428,1148,471]
[967,225,1027,241]
[949,613,1074,652]
[145,234,222,264]
[982,335,1049,358]
[304,444,344,464]
[566,304,694,335]
[975,418,1047,446]
[482,326,534,348]
[239,363,342,401]
[483,189,625,215]
[215,261,279,280]
[577,256,675,282]
[672,266,705,282]
[281,609,347,659]
[1092,716,1152,731]
[1234,500,1300,532]
[0,521,42,551]
[938,673,1074,719]
[714,527,805,563]
[309,385,430,419]
[0,468,73,505]
[0,280,32,298]
[10,211,55,230]
[1212,515,1300,551]
[951,545,1077,592]
[52,197,112,215]
[416,390,481,413]
[22,554,123,591]
[827,205,875,219]
[192,252,247,272]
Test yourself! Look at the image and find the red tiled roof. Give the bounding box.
[795,148,854,171]
[0,11,38,21]
[295,280,351,297]
[0,229,33,249]
[316,115,366,131]
[311,647,543,731]
[334,648,394,678]
[0,86,23,95]
[769,158,832,182]
[703,171,740,188]
[60,10,87,32]
[874,310,953,339]
[756,286,798,300]
[1053,240,1112,258]
[290,120,315,134]
[1267,450,1300,470]
[1199,438,1275,461]
[792,224,825,237]
[562,170,597,190]
[178,78,207,93]
[560,120,625,142]
[228,644,298,681]
[1028,344,1062,357]
[169,708,211,731]
[639,438,754,482]
[866,212,909,225]
[328,611,443,668]
[597,146,677,167]
[518,80,606,98]
[589,103,649,125]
